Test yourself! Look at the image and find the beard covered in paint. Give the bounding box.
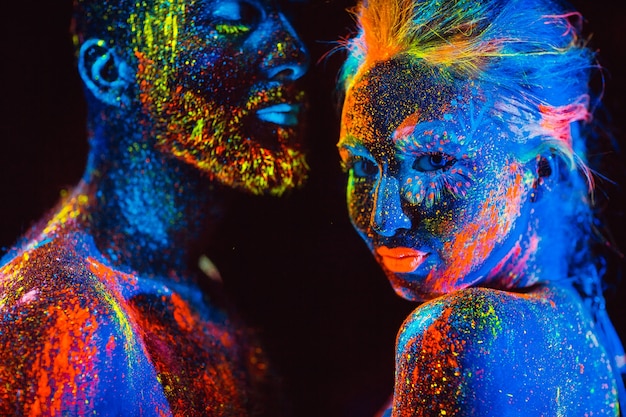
[339,58,544,301]
[132,0,309,196]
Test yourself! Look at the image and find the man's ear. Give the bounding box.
[78,39,134,107]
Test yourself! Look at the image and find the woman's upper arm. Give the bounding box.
[391,287,619,416]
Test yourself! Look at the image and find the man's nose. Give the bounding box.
[259,13,309,81]
[371,175,412,237]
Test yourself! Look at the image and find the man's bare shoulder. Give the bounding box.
[0,238,170,415]
[0,237,128,320]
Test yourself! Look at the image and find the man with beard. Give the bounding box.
[0,0,308,415]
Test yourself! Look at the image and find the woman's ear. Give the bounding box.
[530,153,557,203]
[78,39,134,107]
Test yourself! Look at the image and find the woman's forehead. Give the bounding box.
[339,58,539,161]
[341,58,478,146]
[353,59,459,106]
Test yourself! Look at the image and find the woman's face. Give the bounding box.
[134,0,310,195]
[338,59,541,301]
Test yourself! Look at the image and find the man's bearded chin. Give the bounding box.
[151,90,309,196]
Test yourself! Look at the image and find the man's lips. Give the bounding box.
[376,246,429,273]
[256,103,301,127]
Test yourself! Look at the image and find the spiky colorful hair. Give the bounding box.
[340,0,595,174]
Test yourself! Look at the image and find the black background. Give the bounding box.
[1,1,625,416]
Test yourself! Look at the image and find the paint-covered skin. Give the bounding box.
[338,58,622,415]
[0,187,271,416]
[77,0,310,197]
[1,0,308,414]
[382,285,618,416]
[339,58,547,301]
[131,0,310,196]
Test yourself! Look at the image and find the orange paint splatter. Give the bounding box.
[169,293,196,332]
[428,165,525,293]
[29,302,99,416]
[393,111,421,141]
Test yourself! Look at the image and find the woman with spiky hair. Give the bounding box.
[337,0,625,414]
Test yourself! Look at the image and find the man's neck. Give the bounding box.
[76,136,229,282]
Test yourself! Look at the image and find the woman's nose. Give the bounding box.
[371,175,412,237]
[259,13,309,81]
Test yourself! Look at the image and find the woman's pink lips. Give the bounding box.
[376,246,429,273]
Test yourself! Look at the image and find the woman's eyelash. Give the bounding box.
[412,152,457,172]
[402,163,474,208]
[340,148,473,208]
[341,156,378,177]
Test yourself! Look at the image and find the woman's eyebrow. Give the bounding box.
[392,111,420,145]
[337,141,372,158]
[337,133,363,150]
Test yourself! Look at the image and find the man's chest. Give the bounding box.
[125,291,265,416]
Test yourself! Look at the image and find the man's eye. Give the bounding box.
[213,0,261,34]
[412,153,456,172]
[353,158,379,178]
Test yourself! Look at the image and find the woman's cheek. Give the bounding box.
[445,165,526,265]
[419,191,471,240]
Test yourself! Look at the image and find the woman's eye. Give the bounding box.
[412,153,456,172]
[353,158,379,178]
[212,1,261,34]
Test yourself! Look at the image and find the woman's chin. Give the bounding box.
[385,267,484,302]
[386,271,439,302]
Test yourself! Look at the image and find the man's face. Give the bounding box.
[133,0,309,195]
[338,59,540,301]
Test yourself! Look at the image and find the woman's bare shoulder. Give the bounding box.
[393,285,619,416]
